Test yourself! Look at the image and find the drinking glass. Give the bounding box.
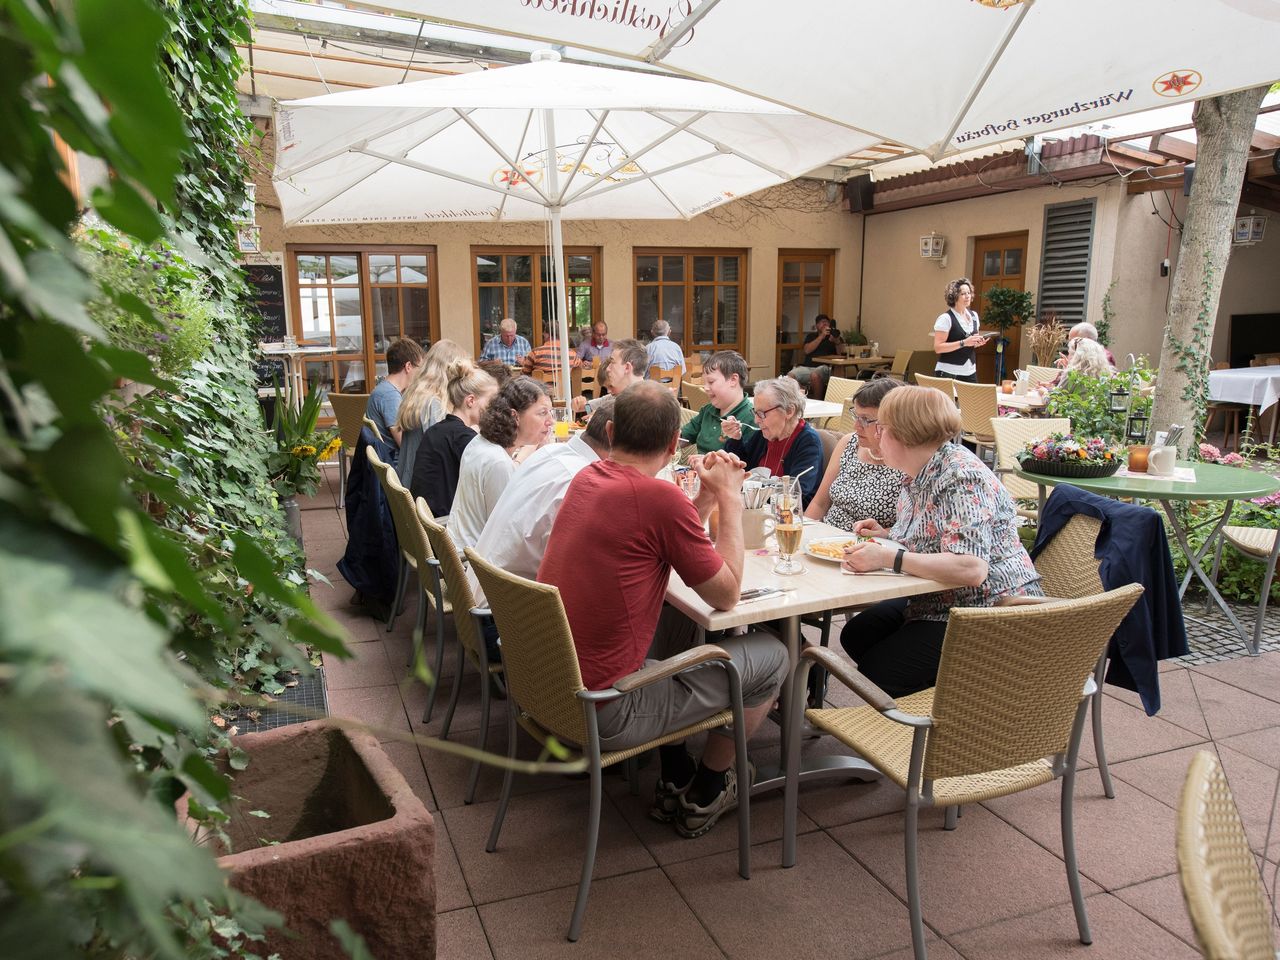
[553,406,572,440]
[675,466,701,500]
[771,477,804,575]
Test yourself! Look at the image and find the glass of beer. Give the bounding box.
[770,476,805,575]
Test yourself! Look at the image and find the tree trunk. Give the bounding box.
[1150,85,1268,456]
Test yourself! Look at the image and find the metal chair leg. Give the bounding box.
[1063,702,1093,945]
[567,758,604,942]
[1092,655,1116,798]
[337,446,347,509]
[485,702,518,852]
[905,795,927,960]
[464,665,492,804]
[725,661,751,881]
[943,804,959,830]
[1252,543,1279,657]
[421,565,447,723]
[626,756,640,797]
[439,641,465,740]
[387,556,409,633]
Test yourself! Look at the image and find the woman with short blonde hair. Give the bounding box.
[721,376,823,501]
[836,385,1042,696]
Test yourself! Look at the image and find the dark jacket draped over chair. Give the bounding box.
[337,427,400,607]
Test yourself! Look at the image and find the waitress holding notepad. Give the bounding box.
[932,277,987,382]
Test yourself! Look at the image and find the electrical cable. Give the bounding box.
[399,20,426,84]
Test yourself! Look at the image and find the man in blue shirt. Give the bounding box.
[479,317,532,366]
[645,319,686,375]
[365,337,424,447]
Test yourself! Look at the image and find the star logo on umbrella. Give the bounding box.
[493,164,543,188]
[1152,70,1202,98]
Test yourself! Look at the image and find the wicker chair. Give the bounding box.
[913,372,957,397]
[824,375,863,410]
[417,503,504,802]
[1208,525,1280,655]
[988,417,1071,520]
[879,349,913,381]
[366,448,450,722]
[783,585,1144,960]
[328,392,369,509]
[683,380,711,412]
[1025,364,1060,390]
[952,380,999,462]
[1177,750,1276,960]
[465,548,753,942]
[362,416,384,443]
[1030,513,1120,799]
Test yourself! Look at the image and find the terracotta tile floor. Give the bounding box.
[300,469,1280,959]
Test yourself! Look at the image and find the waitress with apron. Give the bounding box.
[933,278,987,382]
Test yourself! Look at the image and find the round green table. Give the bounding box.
[1013,461,1280,652]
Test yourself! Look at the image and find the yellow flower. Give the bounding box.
[290,444,317,458]
[1078,449,1087,459]
[320,437,343,459]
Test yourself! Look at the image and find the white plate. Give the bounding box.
[805,535,904,563]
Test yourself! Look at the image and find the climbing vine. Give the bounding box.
[1165,252,1215,449]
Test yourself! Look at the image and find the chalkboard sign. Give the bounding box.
[245,264,286,386]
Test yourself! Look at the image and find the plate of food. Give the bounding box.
[806,535,904,562]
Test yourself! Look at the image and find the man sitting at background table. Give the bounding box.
[539,381,787,839]
[645,319,687,374]
[479,317,532,366]
[522,320,583,374]
[577,320,613,364]
[1055,321,1116,368]
[365,337,423,447]
[681,350,756,454]
[571,338,647,415]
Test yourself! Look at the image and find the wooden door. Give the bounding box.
[971,232,1028,382]
[777,251,834,375]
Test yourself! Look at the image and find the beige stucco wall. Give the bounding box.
[252,121,860,376]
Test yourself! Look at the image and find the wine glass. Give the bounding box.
[675,466,701,500]
[770,476,804,575]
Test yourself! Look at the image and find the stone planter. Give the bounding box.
[192,720,436,960]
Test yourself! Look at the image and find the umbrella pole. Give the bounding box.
[542,109,573,404]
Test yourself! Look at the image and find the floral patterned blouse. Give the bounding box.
[823,434,905,531]
[889,441,1042,621]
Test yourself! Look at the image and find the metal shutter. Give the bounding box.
[1037,199,1096,327]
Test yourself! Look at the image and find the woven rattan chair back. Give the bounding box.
[362,416,385,443]
[329,392,370,451]
[366,444,391,486]
[466,548,589,747]
[923,585,1142,781]
[952,380,1000,442]
[824,375,863,408]
[1026,365,1060,390]
[682,380,710,412]
[889,349,913,378]
[1177,750,1276,959]
[380,459,434,581]
[989,417,1071,503]
[1034,514,1104,599]
[418,502,485,671]
[914,373,957,397]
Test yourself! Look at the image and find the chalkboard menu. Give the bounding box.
[245,264,286,385]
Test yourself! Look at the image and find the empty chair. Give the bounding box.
[1177,750,1276,959]
[467,548,752,942]
[682,379,710,412]
[952,379,1000,462]
[1209,524,1280,655]
[913,372,957,397]
[1025,364,1060,390]
[647,364,682,396]
[823,375,863,412]
[328,392,370,510]
[784,585,1144,960]
[684,354,704,381]
[1205,361,1245,452]
[880,349,913,381]
[989,416,1071,519]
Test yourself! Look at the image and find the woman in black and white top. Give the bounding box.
[932,277,987,382]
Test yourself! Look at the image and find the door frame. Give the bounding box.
[970,231,1029,382]
[776,249,835,375]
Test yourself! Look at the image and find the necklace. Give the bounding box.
[865,449,885,463]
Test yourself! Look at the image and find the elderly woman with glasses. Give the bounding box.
[838,385,1043,697]
[805,377,906,531]
[721,376,823,501]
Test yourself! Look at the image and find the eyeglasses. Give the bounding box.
[853,414,879,429]
[873,423,888,436]
[753,404,781,420]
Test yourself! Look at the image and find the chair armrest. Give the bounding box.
[612,645,732,693]
[801,646,896,712]
[994,595,1062,607]
[469,606,492,619]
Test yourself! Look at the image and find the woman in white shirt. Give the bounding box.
[447,376,555,551]
[932,277,987,383]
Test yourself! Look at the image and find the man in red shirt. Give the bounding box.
[539,381,787,838]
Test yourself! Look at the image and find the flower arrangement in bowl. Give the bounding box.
[1198,442,1246,467]
[1018,432,1124,479]
[268,382,341,499]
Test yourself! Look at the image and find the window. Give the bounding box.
[777,251,833,372]
[289,245,439,397]
[1038,199,1096,327]
[634,249,746,358]
[473,247,600,354]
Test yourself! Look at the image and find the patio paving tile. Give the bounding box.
[321,604,387,644]
[666,832,925,960]
[1185,671,1280,739]
[1110,873,1198,949]
[377,736,437,812]
[1103,668,1210,738]
[947,892,1201,959]
[1187,650,1280,703]
[1077,696,1206,767]
[828,805,1102,936]
[983,779,1179,890]
[1218,726,1280,769]
[436,908,494,960]
[869,942,962,960]
[1109,744,1209,809]
[433,824,474,914]
[321,637,395,690]
[442,786,656,904]
[1216,744,1280,859]
[403,665,499,738]
[477,868,723,960]
[325,682,411,740]
[420,719,571,810]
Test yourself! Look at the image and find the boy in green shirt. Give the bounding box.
[681,350,756,453]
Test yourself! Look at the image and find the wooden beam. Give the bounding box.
[1107,141,1168,166]
[236,42,462,76]
[1239,182,1280,215]
[1252,131,1280,151]
[245,67,375,89]
[1149,133,1197,163]
[1125,164,1187,194]
[1246,153,1280,179]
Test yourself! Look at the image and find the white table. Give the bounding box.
[803,398,844,421]
[665,520,942,861]
[1208,364,1280,443]
[998,391,1048,414]
[259,342,337,410]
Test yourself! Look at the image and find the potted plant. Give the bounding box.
[268,383,341,545]
[841,327,869,357]
[982,287,1036,381]
[1026,309,1068,367]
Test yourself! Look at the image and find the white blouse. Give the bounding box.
[446,436,516,552]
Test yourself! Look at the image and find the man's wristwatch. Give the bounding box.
[893,547,907,574]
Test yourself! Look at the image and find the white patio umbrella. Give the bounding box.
[273,51,879,391]
[353,0,1280,160]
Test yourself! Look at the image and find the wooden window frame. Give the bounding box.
[632,247,749,358]
[776,249,835,373]
[470,246,602,357]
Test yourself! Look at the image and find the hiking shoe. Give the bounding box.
[675,761,755,839]
[649,776,692,823]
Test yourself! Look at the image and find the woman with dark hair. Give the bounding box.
[932,277,988,382]
[447,376,555,550]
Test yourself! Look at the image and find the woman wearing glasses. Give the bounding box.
[721,376,822,501]
[806,377,905,531]
[838,385,1042,697]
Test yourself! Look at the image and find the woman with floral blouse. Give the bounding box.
[838,385,1043,696]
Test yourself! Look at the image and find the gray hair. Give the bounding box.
[650,319,671,338]
[753,376,806,417]
[1069,321,1098,341]
[499,317,517,333]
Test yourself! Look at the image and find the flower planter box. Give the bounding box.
[193,720,435,960]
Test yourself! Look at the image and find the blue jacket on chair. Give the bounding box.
[337,427,400,607]
[1033,484,1188,715]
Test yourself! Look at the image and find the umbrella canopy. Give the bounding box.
[274,51,877,392]
[353,0,1280,159]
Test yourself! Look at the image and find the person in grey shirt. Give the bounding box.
[645,319,686,374]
